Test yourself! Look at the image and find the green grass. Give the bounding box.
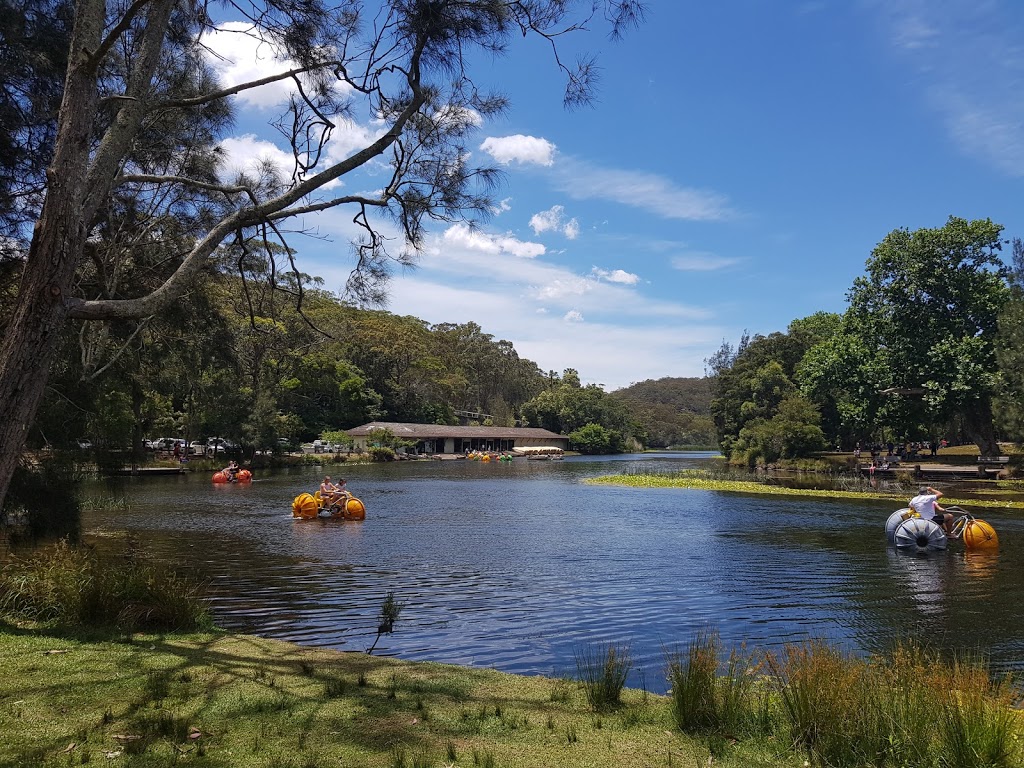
[0,627,1018,768]
[586,470,1024,509]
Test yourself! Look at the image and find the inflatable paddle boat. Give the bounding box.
[886,506,998,553]
[292,490,366,520]
[212,469,252,483]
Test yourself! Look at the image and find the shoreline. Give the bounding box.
[585,474,1024,510]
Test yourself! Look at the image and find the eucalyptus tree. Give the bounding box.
[0,0,646,506]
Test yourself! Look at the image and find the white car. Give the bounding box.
[206,437,238,456]
[188,441,207,456]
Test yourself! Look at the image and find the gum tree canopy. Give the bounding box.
[0,0,645,506]
[844,217,1010,455]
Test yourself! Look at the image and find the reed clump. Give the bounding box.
[666,630,767,740]
[574,642,632,712]
[764,640,1021,768]
[0,538,211,631]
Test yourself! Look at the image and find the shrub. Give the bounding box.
[369,446,396,462]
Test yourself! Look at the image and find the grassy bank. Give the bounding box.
[585,472,1024,509]
[2,542,1021,767]
[1,629,1020,768]
[0,630,704,768]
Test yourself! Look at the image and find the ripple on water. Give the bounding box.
[82,456,1024,691]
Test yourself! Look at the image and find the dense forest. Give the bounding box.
[2,257,712,456]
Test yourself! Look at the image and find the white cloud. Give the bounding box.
[528,205,580,239]
[555,160,735,221]
[443,223,545,259]
[492,198,513,215]
[563,309,584,323]
[218,134,295,182]
[591,267,640,285]
[202,23,304,108]
[875,0,1024,176]
[671,252,740,271]
[480,135,557,166]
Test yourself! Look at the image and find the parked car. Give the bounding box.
[206,437,238,457]
[188,441,207,456]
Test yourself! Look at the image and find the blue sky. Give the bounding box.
[205,1,1023,390]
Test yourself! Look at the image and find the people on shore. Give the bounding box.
[909,485,955,536]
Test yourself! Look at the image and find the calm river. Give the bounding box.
[82,453,1024,691]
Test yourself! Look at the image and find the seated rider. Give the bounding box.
[333,478,351,508]
[223,460,239,482]
[320,475,342,508]
[909,485,955,536]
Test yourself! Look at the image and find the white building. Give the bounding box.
[346,422,569,455]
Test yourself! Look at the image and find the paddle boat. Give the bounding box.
[212,469,252,483]
[292,490,366,520]
[886,506,998,553]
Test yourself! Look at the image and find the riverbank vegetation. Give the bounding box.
[709,222,1024,470]
[1,626,1019,768]
[2,541,1020,767]
[586,469,1024,509]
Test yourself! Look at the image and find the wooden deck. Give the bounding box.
[858,462,1004,480]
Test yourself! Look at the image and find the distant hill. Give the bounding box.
[610,377,716,449]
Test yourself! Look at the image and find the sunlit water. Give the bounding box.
[81,453,1024,691]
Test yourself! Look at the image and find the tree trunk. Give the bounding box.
[0,0,103,507]
[963,399,1000,456]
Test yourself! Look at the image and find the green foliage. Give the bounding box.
[995,238,1024,441]
[666,629,763,738]
[730,395,826,465]
[609,377,715,448]
[521,369,637,449]
[369,446,397,462]
[708,325,825,457]
[843,217,1009,453]
[568,422,621,454]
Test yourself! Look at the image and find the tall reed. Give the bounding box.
[666,629,762,736]
[0,539,211,630]
[574,642,632,712]
[767,640,1023,768]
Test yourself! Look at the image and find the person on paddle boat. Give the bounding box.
[320,476,351,509]
[332,478,351,509]
[909,485,955,537]
[223,460,240,482]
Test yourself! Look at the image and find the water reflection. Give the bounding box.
[79,453,1024,690]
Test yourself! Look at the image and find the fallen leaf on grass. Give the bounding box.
[44,649,68,655]
[103,750,122,759]
[111,734,142,742]
[60,743,76,753]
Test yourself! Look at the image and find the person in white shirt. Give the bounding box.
[909,485,954,536]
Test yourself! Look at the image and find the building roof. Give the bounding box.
[346,421,566,440]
